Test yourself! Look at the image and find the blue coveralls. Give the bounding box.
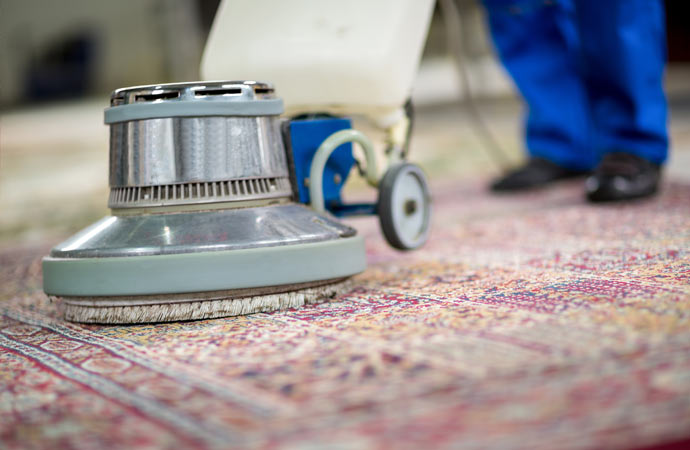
[482,0,669,170]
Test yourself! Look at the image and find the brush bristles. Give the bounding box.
[59,280,351,324]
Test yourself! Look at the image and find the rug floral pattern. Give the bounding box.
[2,179,689,449]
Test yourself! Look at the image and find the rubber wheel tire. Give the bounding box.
[377,163,431,250]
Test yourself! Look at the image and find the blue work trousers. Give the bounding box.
[482,0,668,170]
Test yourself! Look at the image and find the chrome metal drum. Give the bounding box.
[106,81,292,209]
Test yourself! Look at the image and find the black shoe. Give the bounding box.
[586,152,661,203]
[490,157,588,192]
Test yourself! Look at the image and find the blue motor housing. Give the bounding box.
[286,118,356,211]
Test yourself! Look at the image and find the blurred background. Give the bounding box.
[1,0,689,247]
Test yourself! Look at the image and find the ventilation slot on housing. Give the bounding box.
[194,88,243,97]
[134,91,180,102]
[109,177,292,209]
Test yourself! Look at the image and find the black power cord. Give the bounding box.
[438,0,513,171]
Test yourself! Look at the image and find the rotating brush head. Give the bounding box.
[42,81,366,324]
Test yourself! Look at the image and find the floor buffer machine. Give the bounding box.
[42,0,435,324]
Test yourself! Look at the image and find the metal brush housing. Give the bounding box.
[43,81,366,315]
[106,82,292,210]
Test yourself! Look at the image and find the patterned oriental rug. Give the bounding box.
[1,179,689,450]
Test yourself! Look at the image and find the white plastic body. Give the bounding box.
[200,0,435,124]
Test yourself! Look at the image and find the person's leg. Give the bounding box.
[483,0,597,183]
[576,0,668,166]
[575,0,668,202]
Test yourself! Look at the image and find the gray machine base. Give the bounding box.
[43,235,366,298]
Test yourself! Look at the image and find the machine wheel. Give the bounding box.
[377,163,431,250]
